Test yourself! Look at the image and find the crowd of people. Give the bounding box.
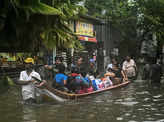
[16,55,140,104]
[1,50,163,104]
[6,51,162,105]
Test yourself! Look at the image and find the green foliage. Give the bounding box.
[0,0,86,51]
[85,0,139,56]
[22,3,61,15]
[137,0,164,58]
[85,0,164,57]
[138,0,164,32]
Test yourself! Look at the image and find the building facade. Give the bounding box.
[54,15,99,70]
[53,16,120,72]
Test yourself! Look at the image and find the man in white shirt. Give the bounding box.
[122,56,137,79]
[17,58,46,104]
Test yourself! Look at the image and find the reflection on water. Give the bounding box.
[22,106,37,122]
[1,80,164,122]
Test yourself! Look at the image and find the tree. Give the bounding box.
[85,0,139,57]
[137,0,164,60]
[0,0,86,52]
[85,0,164,59]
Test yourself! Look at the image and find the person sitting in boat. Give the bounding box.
[76,70,94,94]
[106,58,120,72]
[122,55,137,80]
[106,61,128,85]
[45,56,66,80]
[67,67,79,92]
[53,64,68,92]
[67,66,93,93]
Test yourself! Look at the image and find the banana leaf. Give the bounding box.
[21,2,62,15]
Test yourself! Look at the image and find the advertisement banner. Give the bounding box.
[76,21,94,37]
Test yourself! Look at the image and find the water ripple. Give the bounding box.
[1,81,164,122]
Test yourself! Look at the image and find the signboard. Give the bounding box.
[76,21,94,37]
[78,36,97,43]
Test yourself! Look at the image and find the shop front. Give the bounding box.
[72,19,98,66]
[77,35,97,63]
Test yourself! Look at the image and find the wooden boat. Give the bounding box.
[42,80,131,101]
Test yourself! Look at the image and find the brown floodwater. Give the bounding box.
[1,80,164,122]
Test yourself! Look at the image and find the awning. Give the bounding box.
[78,36,97,43]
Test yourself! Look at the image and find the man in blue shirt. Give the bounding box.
[55,73,68,86]
[53,64,68,91]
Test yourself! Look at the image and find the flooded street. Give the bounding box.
[1,80,164,122]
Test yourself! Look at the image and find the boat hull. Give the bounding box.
[41,80,131,101]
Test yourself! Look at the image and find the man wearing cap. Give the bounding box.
[16,58,46,103]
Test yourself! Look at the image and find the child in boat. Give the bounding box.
[53,64,68,91]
